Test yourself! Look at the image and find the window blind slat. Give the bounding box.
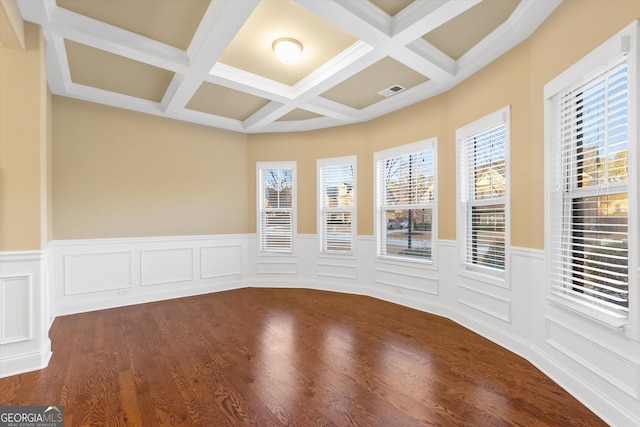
[378,147,435,260]
[550,55,629,319]
[319,162,354,254]
[461,122,507,271]
[259,167,294,253]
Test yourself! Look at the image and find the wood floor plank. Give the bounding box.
[0,288,607,426]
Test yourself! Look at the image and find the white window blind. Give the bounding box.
[550,55,629,320]
[319,159,355,254]
[258,166,294,253]
[460,123,507,271]
[375,141,436,261]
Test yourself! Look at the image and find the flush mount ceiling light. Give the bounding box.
[272,37,303,64]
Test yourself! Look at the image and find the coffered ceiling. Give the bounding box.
[17,0,561,133]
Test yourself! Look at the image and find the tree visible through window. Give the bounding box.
[457,109,509,273]
[318,157,356,254]
[375,140,436,261]
[560,58,629,316]
[258,164,295,253]
[547,49,631,323]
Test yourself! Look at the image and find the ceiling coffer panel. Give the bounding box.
[57,0,210,50]
[218,0,357,87]
[186,82,271,121]
[277,109,323,122]
[422,0,521,60]
[65,40,174,103]
[321,57,428,110]
[17,0,560,133]
[369,0,414,17]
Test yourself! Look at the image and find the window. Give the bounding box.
[374,139,437,262]
[318,156,356,255]
[257,162,296,253]
[545,21,638,330]
[457,107,510,275]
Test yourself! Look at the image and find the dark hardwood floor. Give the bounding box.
[0,288,607,426]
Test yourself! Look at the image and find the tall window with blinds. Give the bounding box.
[549,55,629,322]
[374,139,437,261]
[257,163,296,253]
[318,157,356,255]
[457,108,510,274]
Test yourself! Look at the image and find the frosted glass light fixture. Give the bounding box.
[272,38,303,64]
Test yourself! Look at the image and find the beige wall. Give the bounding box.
[44,0,640,249]
[447,38,532,245]
[52,97,248,239]
[0,23,48,251]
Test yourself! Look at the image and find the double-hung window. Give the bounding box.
[545,21,638,331]
[374,139,437,262]
[257,162,296,253]
[318,156,356,255]
[457,107,510,275]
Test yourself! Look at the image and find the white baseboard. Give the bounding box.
[0,339,51,379]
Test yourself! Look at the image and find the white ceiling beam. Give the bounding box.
[390,45,455,82]
[48,7,189,73]
[301,97,360,122]
[42,32,72,94]
[15,0,562,134]
[243,101,291,131]
[257,116,347,134]
[392,0,481,44]
[296,0,391,46]
[65,81,164,117]
[15,0,55,26]
[208,63,295,102]
[292,41,378,99]
[297,0,456,83]
[163,0,259,115]
[178,109,245,133]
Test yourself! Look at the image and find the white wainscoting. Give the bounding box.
[0,251,51,378]
[141,247,193,286]
[64,251,132,294]
[22,235,640,426]
[1,275,31,344]
[48,235,247,316]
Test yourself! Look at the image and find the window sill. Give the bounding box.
[317,251,357,260]
[546,294,627,331]
[257,250,296,257]
[376,255,436,270]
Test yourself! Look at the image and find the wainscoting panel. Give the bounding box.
[49,235,249,316]
[141,248,194,286]
[256,257,298,275]
[64,251,132,295]
[374,263,439,296]
[457,283,511,323]
[0,275,31,344]
[316,259,358,280]
[0,251,50,378]
[546,318,639,398]
[201,245,243,279]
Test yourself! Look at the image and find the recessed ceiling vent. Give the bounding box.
[378,84,406,97]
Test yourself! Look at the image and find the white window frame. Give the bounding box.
[456,106,511,283]
[317,156,357,256]
[256,161,297,254]
[544,20,638,338]
[374,138,438,265]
